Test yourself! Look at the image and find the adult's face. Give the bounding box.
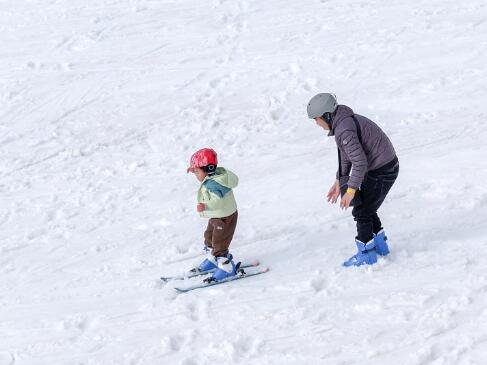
[314,117,330,130]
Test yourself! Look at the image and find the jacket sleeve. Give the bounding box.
[336,152,352,179]
[199,186,221,211]
[198,180,231,213]
[336,129,368,189]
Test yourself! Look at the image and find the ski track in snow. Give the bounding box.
[1,0,487,364]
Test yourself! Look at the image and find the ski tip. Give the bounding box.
[160,277,169,282]
[174,287,189,293]
[261,267,270,273]
[251,259,260,266]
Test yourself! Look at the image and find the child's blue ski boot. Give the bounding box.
[204,253,240,283]
[191,253,217,273]
[374,229,390,256]
[343,238,378,267]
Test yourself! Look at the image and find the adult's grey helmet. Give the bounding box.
[307,93,338,119]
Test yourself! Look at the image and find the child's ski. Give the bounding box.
[174,267,269,293]
[160,259,260,282]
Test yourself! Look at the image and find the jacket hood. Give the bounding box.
[329,105,355,136]
[205,167,238,188]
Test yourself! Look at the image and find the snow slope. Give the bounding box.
[1,0,487,364]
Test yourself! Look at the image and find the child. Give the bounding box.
[186,148,240,282]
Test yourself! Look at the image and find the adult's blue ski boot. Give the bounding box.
[374,229,390,256]
[204,253,239,283]
[343,238,378,267]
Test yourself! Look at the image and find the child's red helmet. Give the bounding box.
[187,148,218,173]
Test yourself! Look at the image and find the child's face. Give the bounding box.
[192,167,207,182]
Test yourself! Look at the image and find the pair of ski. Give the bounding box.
[160,260,269,293]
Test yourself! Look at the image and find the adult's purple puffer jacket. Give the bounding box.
[330,105,397,189]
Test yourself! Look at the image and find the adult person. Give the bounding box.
[307,93,399,267]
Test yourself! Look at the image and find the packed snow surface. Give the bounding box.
[1,0,487,364]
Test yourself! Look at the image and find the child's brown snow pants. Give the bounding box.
[204,210,238,257]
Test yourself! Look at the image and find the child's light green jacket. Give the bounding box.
[198,167,238,218]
